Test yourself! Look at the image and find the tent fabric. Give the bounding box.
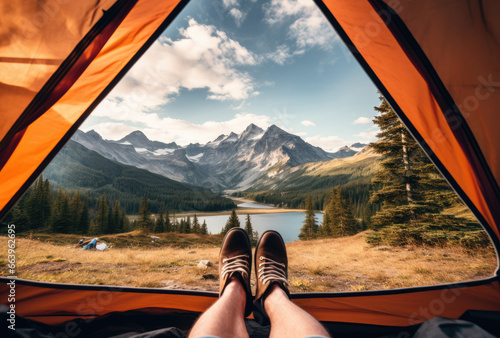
[386,0,500,186]
[412,316,496,338]
[317,0,500,245]
[0,0,188,220]
[1,0,500,330]
[0,0,117,142]
[6,311,500,338]
[2,277,500,327]
[0,0,124,171]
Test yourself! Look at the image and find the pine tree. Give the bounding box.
[137,196,153,232]
[11,205,29,232]
[192,214,201,233]
[171,212,177,232]
[244,214,258,245]
[370,97,433,228]
[330,187,358,237]
[368,96,466,245]
[321,188,336,237]
[201,220,208,235]
[51,189,72,233]
[164,210,171,232]
[299,197,318,240]
[155,209,165,233]
[111,201,124,233]
[244,214,253,236]
[25,176,51,230]
[70,192,84,233]
[221,209,240,235]
[94,194,109,234]
[80,205,90,234]
[107,207,113,234]
[121,209,130,232]
[184,216,192,233]
[178,219,186,233]
[41,178,52,227]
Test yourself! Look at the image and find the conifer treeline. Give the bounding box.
[3,179,219,235]
[3,175,129,234]
[131,196,209,234]
[246,182,376,225]
[299,188,359,240]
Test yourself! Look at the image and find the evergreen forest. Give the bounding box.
[297,96,490,248]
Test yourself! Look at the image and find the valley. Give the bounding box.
[51,123,373,217]
[71,123,368,192]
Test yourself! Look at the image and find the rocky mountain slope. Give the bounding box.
[71,124,367,190]
[43,140,235,213]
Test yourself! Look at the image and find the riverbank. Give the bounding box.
[2,231,495,293]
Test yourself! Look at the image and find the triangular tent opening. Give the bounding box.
[1,0,500,336]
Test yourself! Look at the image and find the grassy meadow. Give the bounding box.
[1,231,496,293]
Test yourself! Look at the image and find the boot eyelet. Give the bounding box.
[260,256,263,260]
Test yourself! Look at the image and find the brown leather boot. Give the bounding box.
[253,230,290,323]
[219,227,253,317]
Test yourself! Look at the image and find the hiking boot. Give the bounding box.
[253,230,290,323]
[219,227,253,317]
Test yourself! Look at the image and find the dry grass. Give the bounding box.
[286,232,496,292]
[0,232,496,294]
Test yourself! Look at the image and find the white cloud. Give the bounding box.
[354,130,378,140]
[264,0,338,51]
[266,45,295,65]
[301,120,315,127]
[222,0,249,26]
[264,0,311,24]
[305,135,348,152]
[353,117,372,124]
[222,0,238,8]
[231,101,246,110]
[229,8,246,26]
[94,19,260,120]
[86,123,138,140]
[84,113,272,146]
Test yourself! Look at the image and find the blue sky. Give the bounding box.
[82,0,381,151]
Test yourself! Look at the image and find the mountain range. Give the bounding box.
[71,124,367,191]
[42,140,235,213]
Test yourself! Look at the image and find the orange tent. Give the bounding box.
[1,0,499,335]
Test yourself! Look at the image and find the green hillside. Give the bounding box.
[240,149,381,219]
[43,141,235,213]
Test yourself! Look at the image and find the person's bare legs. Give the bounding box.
[188,279,249,338]
[265,284,331,338]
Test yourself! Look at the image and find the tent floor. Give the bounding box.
[3,309,499,337]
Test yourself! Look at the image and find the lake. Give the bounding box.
[188,200,323,242]
[197,213,323,243]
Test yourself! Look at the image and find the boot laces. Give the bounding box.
[221,254,250,279]
[258,256,289,285]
